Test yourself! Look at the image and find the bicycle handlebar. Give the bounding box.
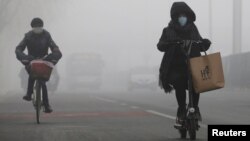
[177,40,202,45]
[178,40,203,57]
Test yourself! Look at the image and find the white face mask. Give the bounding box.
[32,27,43,34]
[178,16,188,27]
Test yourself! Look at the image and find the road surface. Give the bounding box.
[0,88,249,141]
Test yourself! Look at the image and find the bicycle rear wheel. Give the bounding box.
[188,119,197,140]
[179,129,187,139]
[34,81,42,124]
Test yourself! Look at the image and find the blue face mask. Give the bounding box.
[178,16,188,27]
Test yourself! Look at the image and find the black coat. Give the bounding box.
[15,29,62,64]
[157,2,211,93]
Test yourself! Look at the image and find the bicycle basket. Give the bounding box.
[30,60,54,81]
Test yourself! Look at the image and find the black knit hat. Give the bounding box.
[31,17,44,28]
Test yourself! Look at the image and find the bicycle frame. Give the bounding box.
[185,41,196,119]
[174,40,201,140]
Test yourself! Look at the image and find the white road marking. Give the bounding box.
[93,96,117,103]
[94,96,207,129]
[146,110,176,120]
[130,106,140,109]
[120,103,127,106]
[145,110,207,129]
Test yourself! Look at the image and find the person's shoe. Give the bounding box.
[174,107,186,128]
[23,95,32,101]
[174,117,185,128]
[44,105,53,113]
[195,107,202,121]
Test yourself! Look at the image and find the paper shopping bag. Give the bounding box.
[189,52,225,93]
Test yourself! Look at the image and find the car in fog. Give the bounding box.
[128,66,158,91]
[66,53,104,90]
[19,67,60,94]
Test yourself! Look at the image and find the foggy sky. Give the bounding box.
[0,0,249,93]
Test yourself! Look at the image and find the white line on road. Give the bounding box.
[146,110,176,120]
[130,106,140,109]
[94,96,207,129]
[93,96,117,103]
[145,110,207,129]
[120,103,128,106]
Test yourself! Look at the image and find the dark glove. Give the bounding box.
[191,40,202,47]
[201,39,211,47]
[200,39,211,51]
[44,54,53,61]
[21,55,34,66]
[44,54,58,65]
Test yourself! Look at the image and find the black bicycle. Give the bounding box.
[30,60,54,124]
[174,40,203,140]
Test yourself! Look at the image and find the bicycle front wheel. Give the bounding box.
[188,119,197,140]
[34,81,42,124]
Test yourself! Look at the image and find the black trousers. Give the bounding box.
[169,70,200,108]
[25,66,49,105]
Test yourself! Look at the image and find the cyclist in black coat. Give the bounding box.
[157,2,211,126]
[15,18,62,113]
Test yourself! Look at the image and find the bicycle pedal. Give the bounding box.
[174,124,183,130]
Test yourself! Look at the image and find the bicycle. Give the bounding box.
[30,60,54,124]
[174,40,203,140]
